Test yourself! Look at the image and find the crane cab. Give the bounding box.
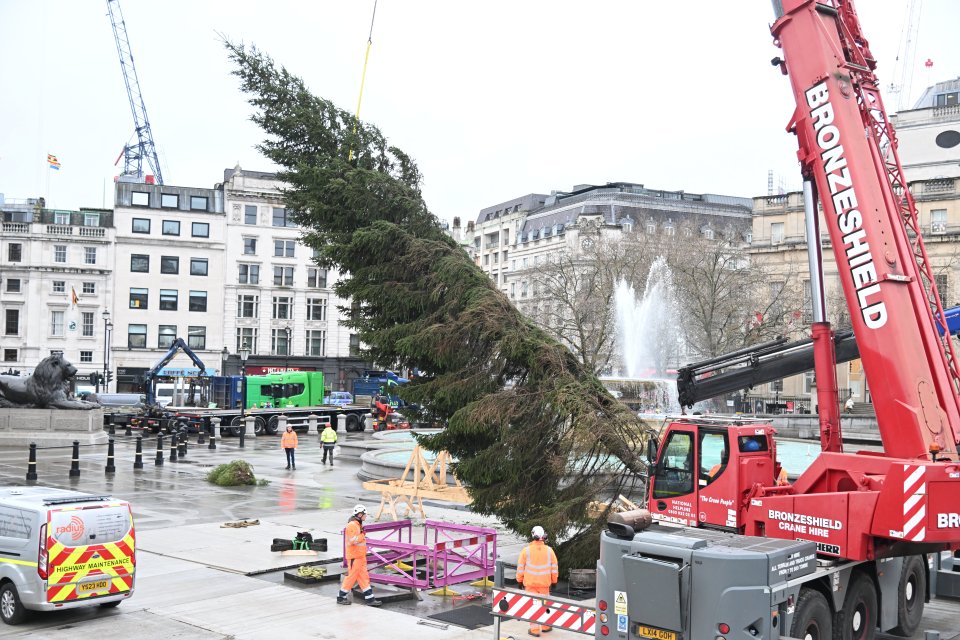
[647,418,787,531]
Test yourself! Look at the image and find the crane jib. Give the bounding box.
[806,80,887,330]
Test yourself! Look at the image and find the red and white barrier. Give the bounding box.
[492,587,596,635]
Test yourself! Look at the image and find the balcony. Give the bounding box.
[46,224,73,236]
[1,222,28,233]
[79,227,106,238]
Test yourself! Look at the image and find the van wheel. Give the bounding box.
[834,573,877,640]
[888,555,925,637]
[0,582,28,625]
[790,588,832,640]
[99,600,122,608]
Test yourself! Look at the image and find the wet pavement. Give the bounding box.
[0,428,958,639]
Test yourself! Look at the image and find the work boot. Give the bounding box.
[527,630,540,637]
[366,598,383,607]
[285,465,290,470]
[337,595,351,605]
[292,464,296,470]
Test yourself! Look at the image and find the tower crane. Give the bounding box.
[106,0,164,185]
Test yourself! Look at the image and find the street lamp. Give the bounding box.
[221,346,229,375]
[283,325,292,371]
[239,342,250,420]
[101,310,112,393]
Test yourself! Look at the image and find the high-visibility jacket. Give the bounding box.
[321,427,338,444]
[280,430,298,449]
[516,540,558,588]
[344,517,367,560]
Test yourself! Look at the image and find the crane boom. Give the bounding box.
[106,0,164,185]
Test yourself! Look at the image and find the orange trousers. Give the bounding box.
[527,584,552,633]
[341,557,370,592]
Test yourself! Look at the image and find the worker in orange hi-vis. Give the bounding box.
[337,504,382,606]
[516,525,559,637]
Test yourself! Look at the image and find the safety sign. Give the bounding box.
[614,590,628,615]
[617,613,628,632]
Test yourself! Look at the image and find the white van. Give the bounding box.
[0,487,136,624]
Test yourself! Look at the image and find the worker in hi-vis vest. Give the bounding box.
[337,504,382,607]
[516,525,558,636]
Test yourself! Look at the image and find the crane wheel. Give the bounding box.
[888,555,925,637]
[833,572,877,640]
[790,588,832,640]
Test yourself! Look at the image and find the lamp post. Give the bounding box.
[283,326,292,372]
[221,346,229,375]
[101,310,112,393]
[239,342,250,419]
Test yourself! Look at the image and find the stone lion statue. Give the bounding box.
[0,354,100,409]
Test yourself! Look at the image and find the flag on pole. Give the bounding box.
[71,287,79,305]
[47,154,61,170]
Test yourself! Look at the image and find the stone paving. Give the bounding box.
[0,428,957,639]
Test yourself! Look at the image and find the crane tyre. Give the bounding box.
[833,572,877,640]
[346,414,361,432]
[790,588,832,640]
[888,555,925,637]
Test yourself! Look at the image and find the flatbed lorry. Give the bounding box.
[164,403,371,436]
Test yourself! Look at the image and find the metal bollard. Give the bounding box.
[239,421,245,448]
[134,436,144,470]
[105,438,116,474]
[26,443,38,481]
[108,414,116,436]
[209,417,219,450]
[197,418,206,445]
[69,440,81,478]
[169,434,178,462]
[924,632,941,640]
[124,420,132,437]
[155,434,164,466]
[178,430,187,458]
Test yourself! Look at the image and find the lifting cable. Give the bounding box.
[348,0,378,162]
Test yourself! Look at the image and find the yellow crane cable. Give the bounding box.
[349,0,378,162]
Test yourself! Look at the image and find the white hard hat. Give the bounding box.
[353,504,367,516]
[531,526,545,540]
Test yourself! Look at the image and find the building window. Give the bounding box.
[131,254,150,272]
[160,256,179,274]
[349,333,360,357]
[80,350,93,363]
[82,282,95,294]
[162,220,181,236]
[132,218,151,234]
[236,328,258,354]
[272,207,295,227]
[274,239,295,257]
[307,268,327,288]
[306,330,326,356]
[243,237,257,255]
[161,194,179,208]
[190,258,208,276]
[931,209,947,234]
[84,247,97,265]
[703,227,714,240]
[192,222,210,237]
[237,295,259,318]
[238,264,260,284]
[54,245,67,263]
[5,309,19,336]
[935,273,949,306]
[271,329,291,355]
[244,205,257,225]
[771,222,785,244]
[128,324,147,348]
[52,280,66,294]
[158,325,176,349]
[306,297,327,321]
[3,348,17,362]
[83,213,100,227]
[188,326,206,350]
[6,279,20,293]
[82,312,94,337]
[131,192,150,206]
[54,212,70,225]
[272,296,293,320]
[159,289,178,311]
[129,288,149,309]
[187,290,207,312]
[273,266,294,286]
[50,310,64,336]
[190,196,208,211]
[8,243,22,262]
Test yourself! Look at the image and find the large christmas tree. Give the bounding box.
[227,43,650,569]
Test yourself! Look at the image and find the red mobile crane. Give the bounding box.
[593,2,960,639]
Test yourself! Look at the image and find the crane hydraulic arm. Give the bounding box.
[772,0,960,460]
[143,338,206,406]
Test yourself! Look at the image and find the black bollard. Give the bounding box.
[178,430,187,458]
[108,414,116,436]
[124,417,132,437]
[197,418,206,445]
[155,434,164,466]
[239,422,245,449]
[209,417,219,450]
[134,436,144,470]
[26,443,38,481]
[105,438,116,474]
[169,434,178,462]
[69,440,80,478]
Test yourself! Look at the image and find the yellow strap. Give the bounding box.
[348,0,379,162]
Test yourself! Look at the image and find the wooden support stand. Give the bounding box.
[362,446,470,521]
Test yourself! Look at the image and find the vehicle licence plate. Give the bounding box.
[637,625,676,640]
[78,580,109,593]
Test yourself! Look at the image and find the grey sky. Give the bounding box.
[1,1,958,224]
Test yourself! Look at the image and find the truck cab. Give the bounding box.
[648,419,786,531]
